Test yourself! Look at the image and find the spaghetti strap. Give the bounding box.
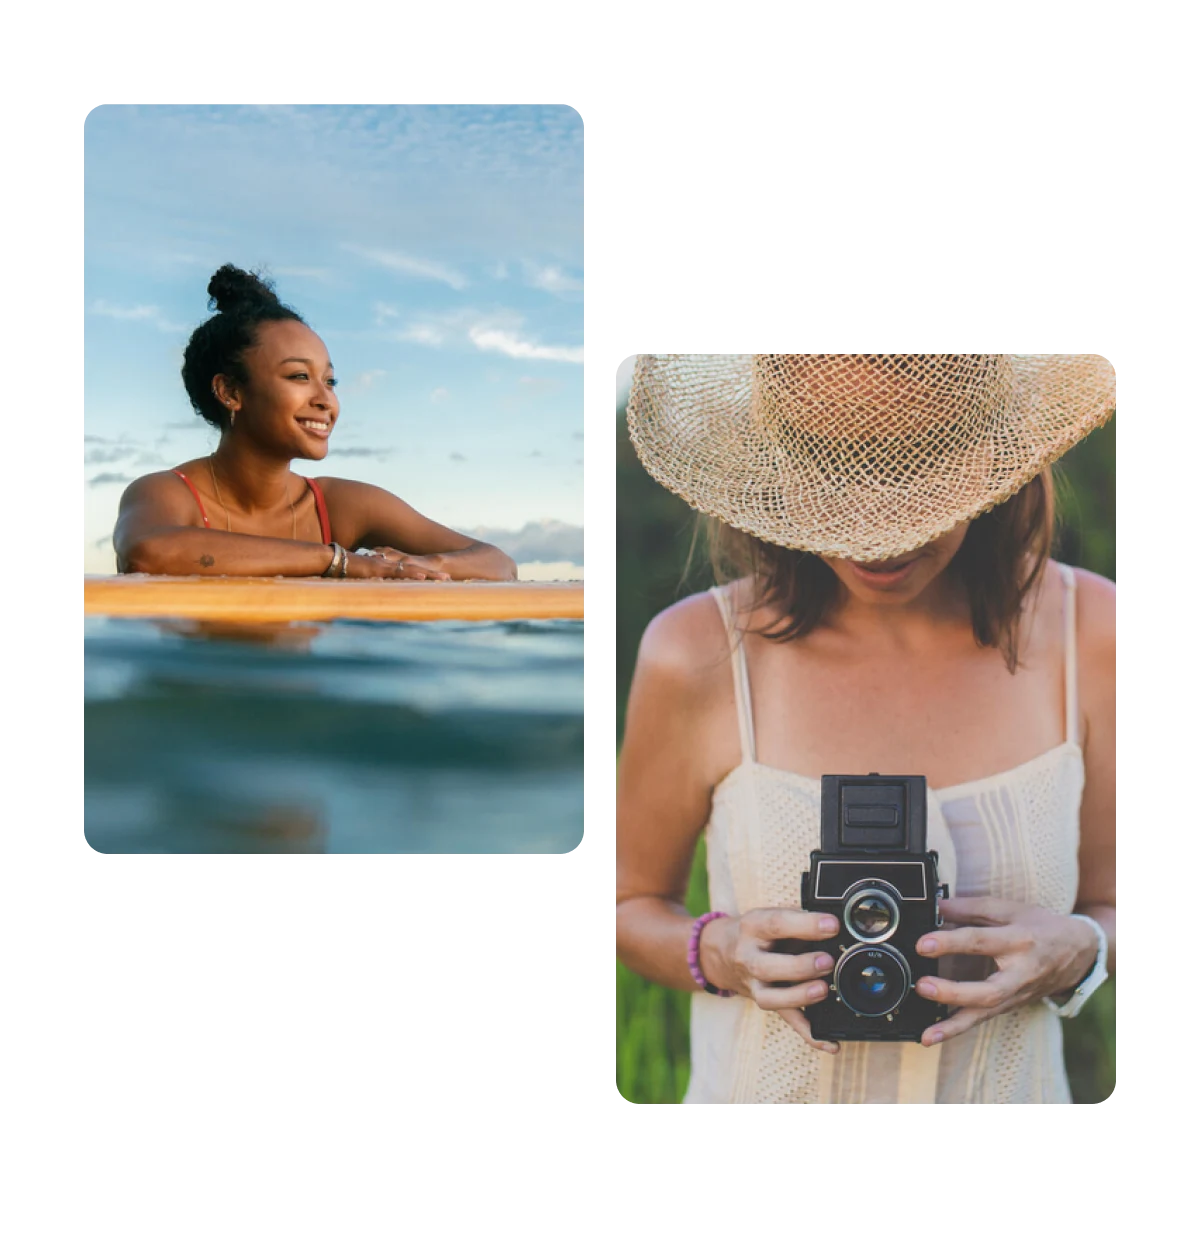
[306,477,332,544]
[172,469,210,528]
[1058,563,1079,745]
[709,585,757,763]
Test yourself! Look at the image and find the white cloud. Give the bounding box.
[430,387,450,403]
[274,266,332,281]
[516,561,584,582]
[85,538,118,575]
[467,326,583,365]
[92,300,187,334]
[85,444,134,465]
[469,519,583,564]
[373,302,401,326]
[94,301,156,320]
[388,307,582,365]
[526,263,582,294]
[397,324,447,346]
[344,245,467,290]
[88,109,583,330]
[352,369,387,390]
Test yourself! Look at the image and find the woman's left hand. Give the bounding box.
[363,547,452,580]
[913,896,1100,1047]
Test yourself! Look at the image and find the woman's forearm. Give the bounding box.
[433,542,518,582]
[616,895,700,992]
[118,526,335,577]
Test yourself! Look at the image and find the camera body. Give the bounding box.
[797,773,948,1042]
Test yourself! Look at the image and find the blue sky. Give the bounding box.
[84,105,583,574]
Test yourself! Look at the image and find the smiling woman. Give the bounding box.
[113,265,517,582]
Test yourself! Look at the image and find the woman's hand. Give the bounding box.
[364,545,451,577]
[345,548,452,581]
[700,908,842,1054]
[914,896,1101,1047]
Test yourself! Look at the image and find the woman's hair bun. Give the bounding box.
[206,264,282,315]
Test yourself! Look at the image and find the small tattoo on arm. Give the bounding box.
[198,555,215,567]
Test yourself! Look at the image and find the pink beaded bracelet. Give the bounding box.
[687,911,733,996]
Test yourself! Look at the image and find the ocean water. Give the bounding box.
[85,616,583,853]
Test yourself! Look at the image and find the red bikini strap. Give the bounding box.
[172,469,210,528]
[307,477,332,544]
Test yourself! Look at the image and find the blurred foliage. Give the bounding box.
[616,401,1116,1104]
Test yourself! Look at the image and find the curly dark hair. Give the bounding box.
[181,265,305,431]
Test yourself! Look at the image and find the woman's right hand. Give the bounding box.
[344,549,452,581]
[699,908,842,1054]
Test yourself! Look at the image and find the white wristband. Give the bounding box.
[1043,913,1108,1019]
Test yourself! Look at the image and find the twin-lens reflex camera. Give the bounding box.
[789,773,949,1042]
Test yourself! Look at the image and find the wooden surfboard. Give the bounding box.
[84,575,584,623]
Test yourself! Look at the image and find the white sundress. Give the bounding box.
[684,564,1085,1104]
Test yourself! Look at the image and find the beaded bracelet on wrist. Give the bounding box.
[687,911,733,997]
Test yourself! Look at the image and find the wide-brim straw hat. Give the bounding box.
[627,354,1115,562]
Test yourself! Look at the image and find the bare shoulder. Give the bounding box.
[620,587,743,894]
[308,477,386,522]
[112,470,204,565]
[1072,565,1116,658]
[636,588,730,693]
[118,469,194,513]
[314,476,469,541]
[314,476,418,517]
[313,476,364,492]
[312,476,385,502]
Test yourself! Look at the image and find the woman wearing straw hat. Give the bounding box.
[616,355,1115,1103]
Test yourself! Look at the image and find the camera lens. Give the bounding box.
[834,944,911,1017]
[849,896,892,938]
[859,965,887,995]
[844,886,900,943]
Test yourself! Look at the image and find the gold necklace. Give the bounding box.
[208,455,298,540]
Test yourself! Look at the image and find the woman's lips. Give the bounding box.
[297,418,332,440]
[847,558,922,585]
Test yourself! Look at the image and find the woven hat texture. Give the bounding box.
[627,354,1114,562]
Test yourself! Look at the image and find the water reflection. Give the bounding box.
[111,798,331,853]
[85,616,584,853]
[155,618,323,651]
